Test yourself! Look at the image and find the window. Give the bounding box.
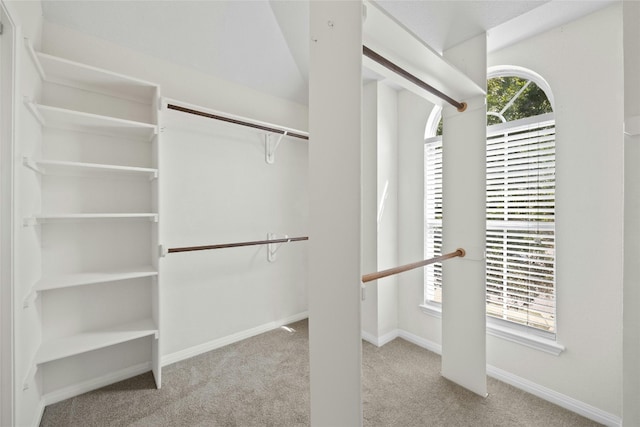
[424,67,556,337]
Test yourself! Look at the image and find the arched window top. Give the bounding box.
[426,65,554,137]
[486,66,554,125]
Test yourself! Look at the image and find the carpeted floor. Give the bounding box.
[40,319,601,426]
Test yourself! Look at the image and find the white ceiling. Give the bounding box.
[40,0,616,106]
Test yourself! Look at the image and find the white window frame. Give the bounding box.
[422,68,564,355]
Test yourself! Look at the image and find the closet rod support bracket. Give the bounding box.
[159,244,168,258]
[267,233,290,262]
[265,132,286,164]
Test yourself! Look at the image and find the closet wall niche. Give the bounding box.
[20,39,162,397]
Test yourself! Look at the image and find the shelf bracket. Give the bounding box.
[24,38,46,81]
[23,97,45,126]
[22,217,37,227]
[22,156,42,174]
[23,290,38,309]
[22,361,38,391]
[265,132,286,165]
[267,233,290,263]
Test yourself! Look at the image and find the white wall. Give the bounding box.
[398,4,624,417]
[488,5,624,416]
[160,111,308,357]
[4,1,42,47]
[623,1,640,424]
[361,81,399,343]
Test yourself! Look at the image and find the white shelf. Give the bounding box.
[33,267,158,293]
[26,40,158,104]
[24,101,157,141]
[23,157,158,179]
[35,318,158,365]
[23,213,158,226]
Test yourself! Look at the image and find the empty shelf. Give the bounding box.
[24,158,158,179]
[23,213,158,226]
[34,267,158,292]
[30,46,157,104]
[35,318,158,365]
[25,102,157,141]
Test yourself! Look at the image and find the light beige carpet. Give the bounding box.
[40,319,601,426]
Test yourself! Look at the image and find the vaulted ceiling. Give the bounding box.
[41,0,615,106]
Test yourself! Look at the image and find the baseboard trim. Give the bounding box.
[393,330,620,427]
[361,330,378,346]
[487,366,622,427]
[397,329,442,355]
[162,311,309,367]
[361,329,399,347]
[41,361,152,407]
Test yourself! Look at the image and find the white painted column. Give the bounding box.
[397,90,432,330]
[441,34,487,397]
[361,81,399,346]
[309,2,362,426]
[361,81,379,340]
[375,83,399,341]
[623,1,640,425]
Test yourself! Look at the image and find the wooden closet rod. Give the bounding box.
[167,104,310,140]
[168,236,309,253]
[361,248,465,283]
[362,46,467,112]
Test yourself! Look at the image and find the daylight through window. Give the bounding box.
[424,70,556,335]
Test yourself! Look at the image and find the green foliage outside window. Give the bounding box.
[436,76,553,134]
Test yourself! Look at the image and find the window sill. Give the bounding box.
[419,304,565,356]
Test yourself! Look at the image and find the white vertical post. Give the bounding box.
[441,34,487,397]
[361,82,378,339]
[0,4,16,427]
[623,1,640,424]
[309,2,362,426]
[375,83,399,339]
[397,90,431,328]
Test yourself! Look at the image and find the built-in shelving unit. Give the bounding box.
[20,38,162,398]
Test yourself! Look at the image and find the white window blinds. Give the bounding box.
[425,113,556,334]
[424,137,443,304]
